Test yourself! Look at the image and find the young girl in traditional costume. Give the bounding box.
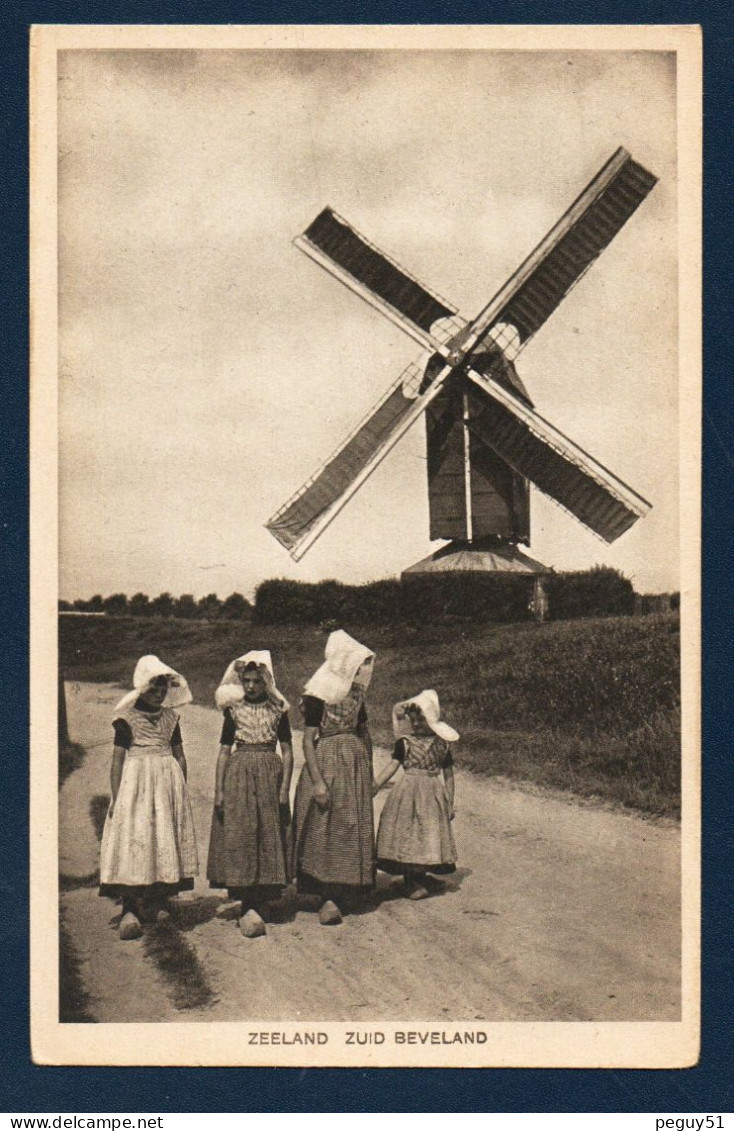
[99,655,199,940]
[206,651,293,938]
[373,690,459,901]
[292,630,376,925]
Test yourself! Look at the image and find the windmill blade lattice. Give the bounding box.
[456,147,658,363]
[295,207,466,349]
[266,358,437,558]
[465,366,651,542]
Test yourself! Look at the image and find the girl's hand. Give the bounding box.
[312,781,330,809]
[107,802,115,819]
[214,792,224,817]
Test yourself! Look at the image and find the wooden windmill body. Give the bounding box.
[265,149,656,580]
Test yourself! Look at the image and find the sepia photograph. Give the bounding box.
[30,23,701,1067]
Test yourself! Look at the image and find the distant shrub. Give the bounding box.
[128,592,151,617]
[102,593,128,616]
[173,594,198,619]
[634,593,677,615]
[197,594,222,620]
[546,566,634,619]
[220,592,252,620]
[149,592,174,618]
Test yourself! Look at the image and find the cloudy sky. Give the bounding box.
[58,46,678,600]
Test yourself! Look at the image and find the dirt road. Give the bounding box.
[60,682,680,1023]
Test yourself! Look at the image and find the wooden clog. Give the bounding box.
[318,900,343,926]
[239,909,266,938]
[119,911,143,940]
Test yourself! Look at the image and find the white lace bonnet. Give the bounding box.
[215,650,289,711]
[113,655,192,714]
[392,689,459,743]
[303,630,375,704]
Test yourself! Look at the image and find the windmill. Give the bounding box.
[265,148,656,603]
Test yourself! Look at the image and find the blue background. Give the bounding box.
[2,1,731,1113]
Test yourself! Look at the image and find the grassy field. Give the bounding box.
[59,613,681,816]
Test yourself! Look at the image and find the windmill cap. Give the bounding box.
[393,689,459,743]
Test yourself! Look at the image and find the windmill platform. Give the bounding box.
[401,537,551,579]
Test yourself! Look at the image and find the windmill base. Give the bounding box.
[401,537,551,578]
[401,538,552,622]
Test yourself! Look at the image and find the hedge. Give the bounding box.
[545,567,635,619]
[253,567,635,625]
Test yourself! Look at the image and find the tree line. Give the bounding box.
[59,592,252,620]
[60,571,679,626]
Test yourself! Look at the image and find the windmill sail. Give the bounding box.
[466,366,651,542]
[461,148,658,360]
[295,208,464,348]
[266,359,450,558]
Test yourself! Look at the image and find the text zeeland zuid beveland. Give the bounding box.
[215,1024,700,1066]
[244,1027,486,1047]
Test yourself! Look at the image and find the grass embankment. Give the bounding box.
[59,739,87,786]
[59,921,96,1023]
[60,613,680,817]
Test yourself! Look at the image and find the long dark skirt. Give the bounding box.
[207,744,289,891]
[99,878,194,901]
[292,731,375,892]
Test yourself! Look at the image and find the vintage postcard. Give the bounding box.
[30,23,701,1067]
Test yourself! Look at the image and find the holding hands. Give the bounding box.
[312,779,330,809]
